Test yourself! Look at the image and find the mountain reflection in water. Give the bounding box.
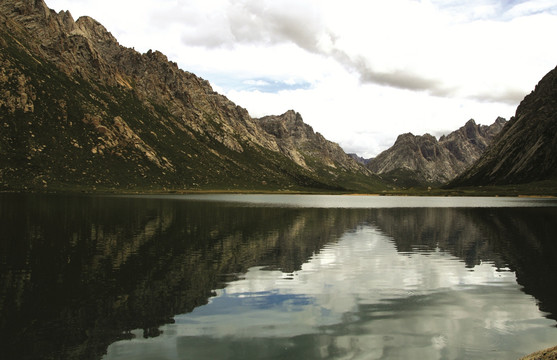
[1,194,556,360]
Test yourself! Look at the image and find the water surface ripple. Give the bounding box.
[1,194,556,360]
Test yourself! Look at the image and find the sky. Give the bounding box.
[46,0,557,158]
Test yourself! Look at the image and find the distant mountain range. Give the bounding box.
[366,118,507,187]
[1,0,556,193]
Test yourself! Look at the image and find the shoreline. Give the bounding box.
[2,179,557,198]
[1,188,557,198]
[521,345,557,360]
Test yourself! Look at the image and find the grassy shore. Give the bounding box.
[377,179,557,197]
[2,179,557,197]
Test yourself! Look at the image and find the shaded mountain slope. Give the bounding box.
[450,65,557,187]
[0,0,382,192]
[366,118,506,186]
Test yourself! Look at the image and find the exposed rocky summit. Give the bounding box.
[366,118,506,186]
[258,110,364,172]
[451,65,557,187]
[0,0,381,192]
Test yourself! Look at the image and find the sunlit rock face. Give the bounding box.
[367,118,506,186]
[258,110,366,172]
[0,0,380,192]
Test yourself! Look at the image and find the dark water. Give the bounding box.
[1,194,557,360]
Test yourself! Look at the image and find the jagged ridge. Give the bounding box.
[366,118,506,186]
[258,110,365,172]
[0,0,384,192]
[258,110,383,191]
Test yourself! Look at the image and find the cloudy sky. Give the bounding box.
[47,0,557,157]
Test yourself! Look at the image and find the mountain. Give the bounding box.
[259,110,355,171]
[0,0,383,193]
[450,65,557,187]
[348,154,371,166]
[257,110,382,190]
[366,118,506,186]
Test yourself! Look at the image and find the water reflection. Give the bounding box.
[105,224,555,359]
[0,195,556,360]
[370,207,557,320]
[0,194,364,360]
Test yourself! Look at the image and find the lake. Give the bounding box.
[1,194,557,360]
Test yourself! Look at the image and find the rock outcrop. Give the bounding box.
[366,118,506,186]
[450,65,557,186]
[0,0,382,192]
[259,110,363,172]
[256,110,382,190]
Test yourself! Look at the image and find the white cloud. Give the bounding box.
[505,0,557,17]
[244,79,269,86]
[226,80,515,158]
[45,0,557,157]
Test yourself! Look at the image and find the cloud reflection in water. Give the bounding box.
[105,225,554,360]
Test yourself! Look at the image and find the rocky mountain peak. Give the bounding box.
[9,0,50,17]
[395,132,437,145]
[258,111,365,173]
[394,132,415,145]
[74,16,118,44]
[3,0,70,35]
[259,110,314,141]
[494,116,506,125]
[464,119,478,136]
[367,117,506,186]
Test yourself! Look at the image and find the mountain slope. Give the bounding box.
[0,0,383,192]
[450,65,557,187]
[366,118,506,186]
[258,110,383,190]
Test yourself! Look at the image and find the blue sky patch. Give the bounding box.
[199,72,312,93]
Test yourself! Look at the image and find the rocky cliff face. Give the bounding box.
[256,110,383,190]
[366,118,506,186]
[450,65,557,187]
[258,110,364,172]
[0,0,382,192]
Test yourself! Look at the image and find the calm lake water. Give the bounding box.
[1,194,557,360]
